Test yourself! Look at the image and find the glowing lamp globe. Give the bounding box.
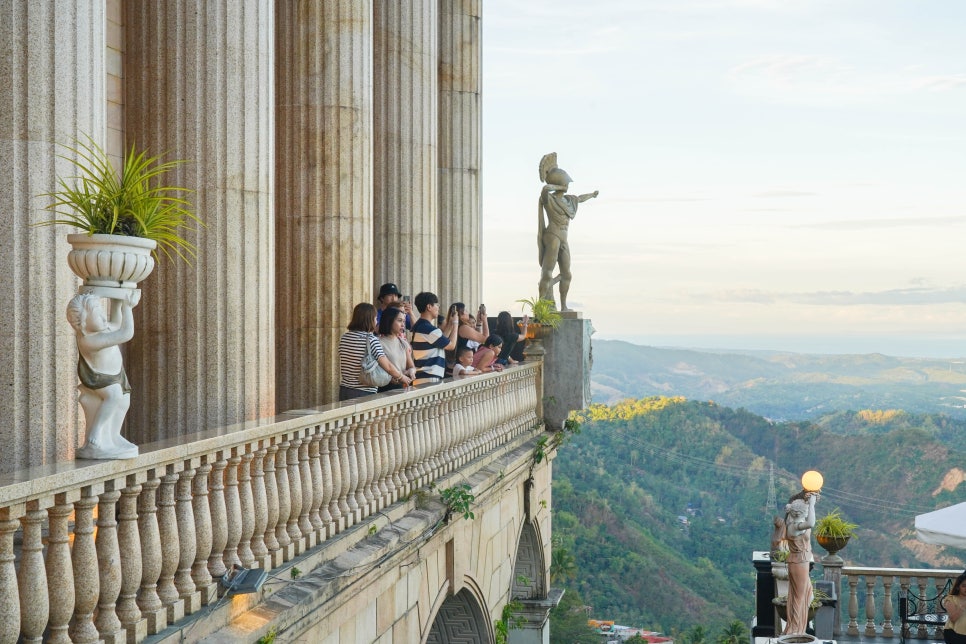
[801,470,823,492]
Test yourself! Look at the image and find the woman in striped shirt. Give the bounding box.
[339,303,411,401]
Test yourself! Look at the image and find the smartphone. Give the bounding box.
[402,295,411,303]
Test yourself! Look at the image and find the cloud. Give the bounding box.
[794,216,966,231]
[753,190,817,198]
[911,74,966,92]
[691,285,966,306]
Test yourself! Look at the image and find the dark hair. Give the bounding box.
[414,291,438,313]
[954,572,966,596]
[458,346,474,356]
[495,311,515,337]
[484,334,503,348]
[378,306,404,336]
[347,302,377,332]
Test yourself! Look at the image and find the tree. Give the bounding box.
[550,546,577,583]
[684,625,708,644]
[717,619,748,644]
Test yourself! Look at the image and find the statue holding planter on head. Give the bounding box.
[67,288,141,460]
[537,152,598,311]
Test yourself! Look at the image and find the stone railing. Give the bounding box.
[0,363,541,643]
[827,565,961,638]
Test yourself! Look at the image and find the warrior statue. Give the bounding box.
[538,152,598,310]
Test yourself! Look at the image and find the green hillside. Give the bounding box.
[591,340,966,422]
[550,397,966,637]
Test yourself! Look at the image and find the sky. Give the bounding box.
[479,0,966,358]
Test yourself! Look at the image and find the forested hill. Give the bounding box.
[590,339,966,421]
[551,397,966,638]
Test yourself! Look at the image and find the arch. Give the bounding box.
[425,587,492,644]
[511,520,546,600]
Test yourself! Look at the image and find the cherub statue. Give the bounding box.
[67,289,141,459]
[537,152,598,311]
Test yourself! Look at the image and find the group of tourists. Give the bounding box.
[337,283,529,401]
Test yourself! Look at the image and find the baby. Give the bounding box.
[452,346,481,378]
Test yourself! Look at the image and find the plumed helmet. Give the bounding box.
[546,167,572,186]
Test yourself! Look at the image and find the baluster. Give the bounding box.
[395,403,413,495]
[208,459,229,581]
[46,498,75,644]
[411,406,427,487]
[250,448,271,565]
[191,463,216,604]
[19,506,49,643]
[847,575,860,636]
[285,438,304,550]
[330,426,348,532]
[137,477,167,634]
[238,452,257,568]
[157,472,183,621]
[386,406,405,501]
[0,518,21,644]
[94,489,124,642]
[865,575,877,636]
[175,469,199,613]
[356,419,374,516]
[318,430,336,537]
[298,438,315,544]
[899,579,911,642]
[882,576,895,637]
[342,427,360,526]
[224,454,243,570]
[308,433,327,538]
[375,411,392,507]
[427,400,443,479]
[262,444,281,563]
[117,484,144,640]
[916,579,928,639]
[275,442,293,556]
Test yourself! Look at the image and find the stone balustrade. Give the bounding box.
[0,364,540,643]
[833,566,961,639]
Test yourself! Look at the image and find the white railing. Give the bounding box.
[834,566,961,638]
[0,364,541,643]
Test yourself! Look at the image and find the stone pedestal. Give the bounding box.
[509,589,564,644]
[541,314,592,431]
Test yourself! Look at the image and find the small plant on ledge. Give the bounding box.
[440,484,475,522]
[516,296,562,329]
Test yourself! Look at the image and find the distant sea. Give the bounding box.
[599,334,966,360]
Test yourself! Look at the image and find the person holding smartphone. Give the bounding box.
[411,292,458,386]
[376,282,414,329]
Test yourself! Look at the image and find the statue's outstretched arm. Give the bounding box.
[577,190,599,203]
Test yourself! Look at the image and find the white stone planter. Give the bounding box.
[67,233,157,288]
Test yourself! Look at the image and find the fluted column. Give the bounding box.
[137,478,167,634]
[19,508,49,642]
[0,0,104,474]
[275,0,374,408]
[373,0,439,294]
[437,0,482,307]
[124,0,276,445]
[94,490,124,642]
[46,500,75,644]
[70,493,99,644]
[0,518,20,644]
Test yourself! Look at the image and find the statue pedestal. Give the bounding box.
[542,314,592,431]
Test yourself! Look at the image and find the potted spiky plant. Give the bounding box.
[37,135,200,287]
[815,508,857,559]
[516,296,562,357]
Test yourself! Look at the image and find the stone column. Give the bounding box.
[437,0,481,308]
[0,0,104,473]
[0,518,21,644]
[70,493,99,644]
[123,0,275,444]
[117,484,145,642]
[275,1,374,408]
[137,477,167,634]
[94,490,124,643]
[372,0,438,296]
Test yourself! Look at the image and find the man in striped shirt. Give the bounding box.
[411,292,458,386]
